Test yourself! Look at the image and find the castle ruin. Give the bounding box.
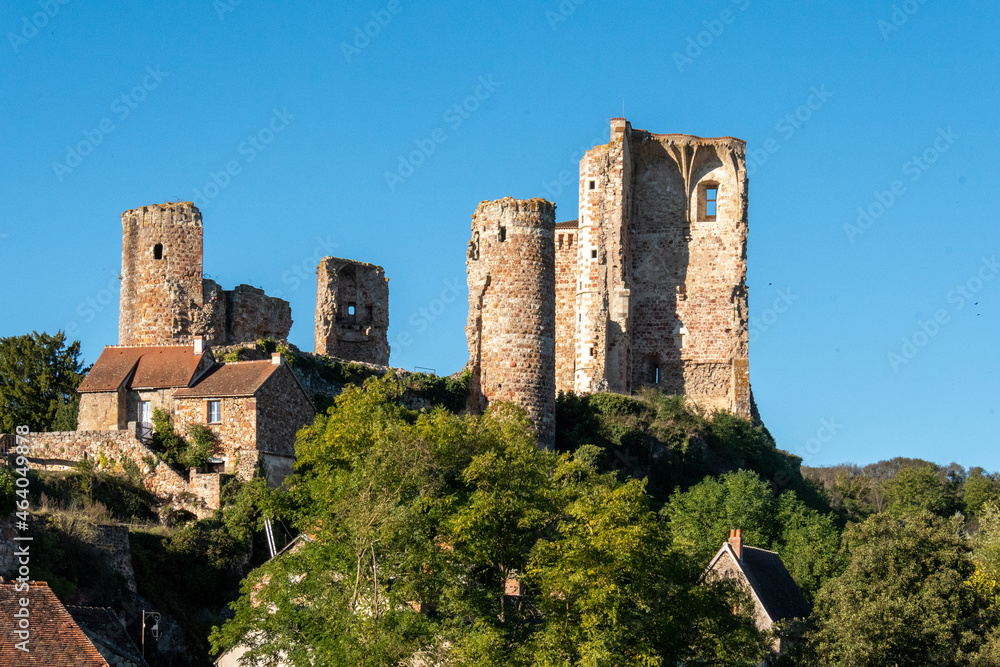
[119,202,292,347]
[314,257,390,365]
[466,118,757,442]
[466,198,556,448]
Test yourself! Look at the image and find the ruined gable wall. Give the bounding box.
[314,257,390,364]
[627,133,750,417]
[466,197,556,448]
[173,393,257,481]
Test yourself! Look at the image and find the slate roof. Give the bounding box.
[78,345,208,393]
[66,605,148,666]
[739,546,812,622]
[0,581,108,666]
[173,360,280,398]
[708,544,812,623]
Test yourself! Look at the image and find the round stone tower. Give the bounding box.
[466,197,556,448]
[119,202,205,345]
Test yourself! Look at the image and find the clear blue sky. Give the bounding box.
[2,1,998,471]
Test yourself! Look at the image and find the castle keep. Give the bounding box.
[119,202,292,347]
[467,118,757,437]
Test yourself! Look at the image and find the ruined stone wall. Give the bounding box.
[627,130,750,417]
[562,119,755,420]
[119,203,291,347]
[314,257,390,365]
[255,364,313,458]
[119,203,204,346]
[174,394,257,481]
[466,197,556,448]
[189,468,221,510]
[554,221,578,395]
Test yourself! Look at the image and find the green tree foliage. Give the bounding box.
[664,470,845,600]
[882,464,952,517]
[806,512,996,666]
[554,390,822,509]
[211,374,769,666]
[151,408,219,469]
[0,331,86,433]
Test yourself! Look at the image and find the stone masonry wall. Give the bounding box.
[119,202,204,346]
[119,202,291,347]
[174,394,257,481]
[254,363,313,459]
[466,197,556,448]
[78,389,126,432]
[554,221,578,395]
[18,427,218,517]
[559,119,756,420]
[314,257,390,365]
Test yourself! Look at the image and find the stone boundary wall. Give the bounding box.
[15,427,220,518]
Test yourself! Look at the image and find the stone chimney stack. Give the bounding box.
[729,529,743,560]
[193,336,204,355]
[271,352,283,366]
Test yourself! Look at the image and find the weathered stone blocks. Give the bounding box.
[466,197,556,448]
[314,257,390,365]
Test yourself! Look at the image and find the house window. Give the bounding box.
[139,401,151,426]
[208,400,222,424]
[153,244,163,260]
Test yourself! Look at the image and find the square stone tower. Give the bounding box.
[556,118,756,420]
[314,257,390,365]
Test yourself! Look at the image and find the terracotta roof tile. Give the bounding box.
[78,346,207,393]
[173,361,279,398]
[555,219,579,229]
[0,581,108,666]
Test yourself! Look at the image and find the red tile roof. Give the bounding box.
[173,360,279,398]
[78,345,208,393]
[555,219,579,229]
[0,581,108,666]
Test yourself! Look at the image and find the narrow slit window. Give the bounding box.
[498,226,506,242]
[589,180,596,190]
[591,249,598,259]
[153,243,163,260]
[706,187,718,219]
[348,303,356,316]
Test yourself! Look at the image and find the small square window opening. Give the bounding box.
[588,180,596,190]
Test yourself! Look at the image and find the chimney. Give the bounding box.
[271,352,283,366]
[193,336,204,355]
[729,529,743,561]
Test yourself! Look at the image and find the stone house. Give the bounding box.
[0,581,110,665]
[75,337,313,484]
[705,529,811,657]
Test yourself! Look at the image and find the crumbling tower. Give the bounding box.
[119,202,205,345]
[119,202,292,347]
[466,197,556,448]
[557,118,756,419]
[314,257,390,365]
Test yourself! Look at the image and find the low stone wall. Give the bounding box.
[16,427,220,518]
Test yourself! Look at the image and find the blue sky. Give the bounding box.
[2,0,998,471]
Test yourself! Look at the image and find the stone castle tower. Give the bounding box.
[314,257,390,365]
[466,198,556,448]
[119,202,292,347]
[557,118,756,419]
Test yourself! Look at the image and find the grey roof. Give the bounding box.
[66,605,148,666]
[738,546,812,622]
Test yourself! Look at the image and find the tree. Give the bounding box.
[881,464,951,517]
[807,512,995,666]
[0,331,86,433]
[211,375,772,666]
